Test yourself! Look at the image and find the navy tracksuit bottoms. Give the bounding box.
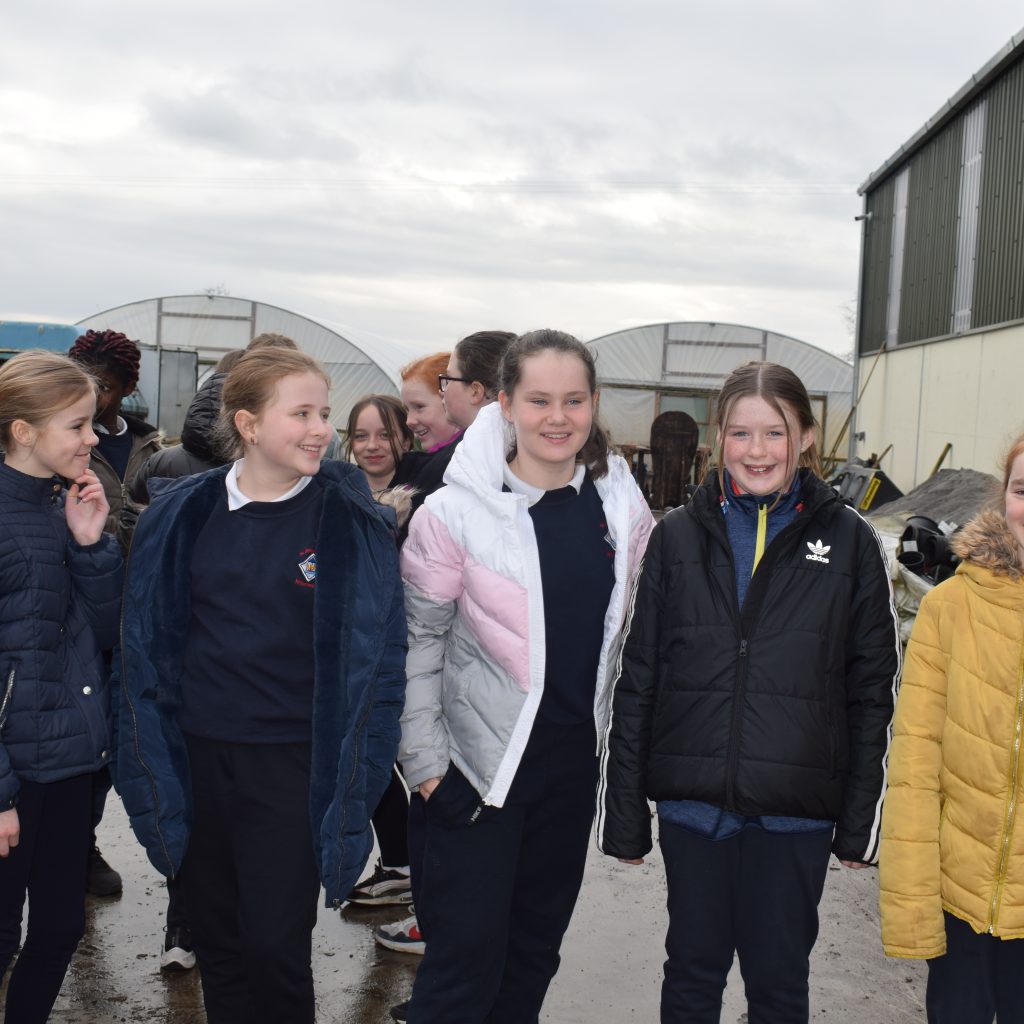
[180,735,321,1024]
[658,818,833,1024]
[407,719,598,1024]
[926,912,1024,1024]
[0,774,92,1024]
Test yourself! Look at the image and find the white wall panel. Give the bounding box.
[854,323,1024,490]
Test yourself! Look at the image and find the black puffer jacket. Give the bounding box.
[597,470,900,864]
[131,373,226,504]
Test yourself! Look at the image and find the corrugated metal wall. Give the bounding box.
[973,58,1024,327]
[857,179,895,355]
[897,122,962,343]
[858,49,1024,353]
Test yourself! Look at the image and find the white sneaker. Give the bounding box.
[374,914,425,955]
[160,928,197,971]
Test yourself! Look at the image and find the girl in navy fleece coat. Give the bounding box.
[114,346,406,1024]
[0,351,122,1024]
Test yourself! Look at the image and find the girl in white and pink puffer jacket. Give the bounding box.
[398,329,653,1023]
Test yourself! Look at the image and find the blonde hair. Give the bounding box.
[0,351,96,450]
[217,348,331,459]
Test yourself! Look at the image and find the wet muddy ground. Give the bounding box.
[39,800,924,1022]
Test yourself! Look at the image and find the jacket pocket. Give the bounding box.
[824,675,837,778]
[0,669,14,733]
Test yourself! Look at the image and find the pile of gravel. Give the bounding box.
[871,468,999,529]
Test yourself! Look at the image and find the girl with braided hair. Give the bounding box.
[68,330,162,902]
[68,329,161,557]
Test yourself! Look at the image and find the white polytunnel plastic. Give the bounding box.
[587,322,853,469]
[76,295,435,431]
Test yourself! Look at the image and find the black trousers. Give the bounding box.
[180,735,321,1024]
[0,774,92,1024]
[89,766,111,835]
[408,791,427,918]
[659,819,833,1024]
[926,912,1024,1024]
[408,719,597,1024]
[165,873,188,933]
[372,766,410,869]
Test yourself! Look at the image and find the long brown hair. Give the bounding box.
[345,394,414,471]
[714,361,821,500]
[499,329,612,479]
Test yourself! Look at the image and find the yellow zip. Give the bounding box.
[752,504,767,573]
[988,650,1024,933]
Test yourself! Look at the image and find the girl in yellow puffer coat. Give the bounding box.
[880,434,1024,1024]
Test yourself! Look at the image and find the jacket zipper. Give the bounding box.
[716,497,825,810]
[752,504,768,572]
[0,670,14,732]
[988,650,1024,933]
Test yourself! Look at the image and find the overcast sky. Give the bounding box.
[2,1,1022,359]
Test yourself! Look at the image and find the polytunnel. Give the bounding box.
[76,295,426,436]
[588,321,853,473]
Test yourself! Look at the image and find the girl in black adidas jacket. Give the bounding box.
[599,362,900,1023]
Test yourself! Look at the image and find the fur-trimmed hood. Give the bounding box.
[377,482,418,529]
[952,508,1024,581]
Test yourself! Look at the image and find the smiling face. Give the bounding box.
[350,402,408,487]
[718,394,812,496]
[1005,452,1024,565]
[499,349,596,488]
[401,376,457,450]
[9,390,98,480]
[238,371,332,487]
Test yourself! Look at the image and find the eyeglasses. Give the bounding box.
[438,374,472,393]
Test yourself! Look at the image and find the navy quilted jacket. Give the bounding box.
[112,461,407,907]
[0,461,123,805]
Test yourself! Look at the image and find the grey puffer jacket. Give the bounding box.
[399,403,654,807]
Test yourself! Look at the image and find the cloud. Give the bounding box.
[144,86,359,163]
[0,0,1021,365]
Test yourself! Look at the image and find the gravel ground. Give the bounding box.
[28,798,925,1023]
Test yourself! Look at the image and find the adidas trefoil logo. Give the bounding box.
[806,539,831,564]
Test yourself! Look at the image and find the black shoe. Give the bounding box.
[389,1002,409,1023]
[347,859,413,906]
[86,844,123,897]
